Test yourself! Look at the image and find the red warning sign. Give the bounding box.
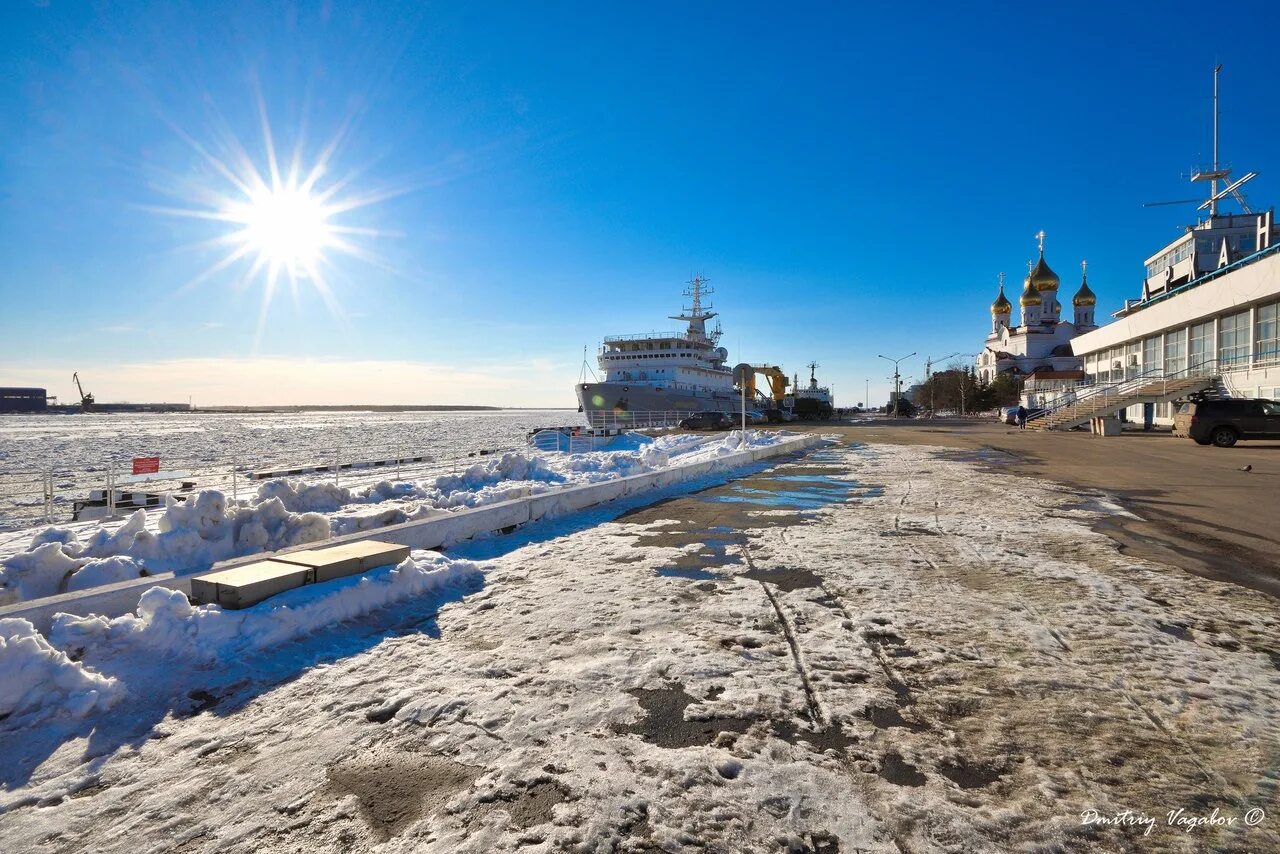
[132,456,161,475]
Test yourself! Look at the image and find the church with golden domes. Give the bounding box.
[976,232,1099,387]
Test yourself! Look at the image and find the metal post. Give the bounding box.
[232,462,239,504]
[106,465,116,518]
[334,448,340,486]
[740,384,747,445]
[44,471,54,524]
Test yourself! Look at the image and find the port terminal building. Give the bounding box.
[1069,209,1279,426]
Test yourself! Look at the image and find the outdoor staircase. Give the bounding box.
[1025,368,1221,432]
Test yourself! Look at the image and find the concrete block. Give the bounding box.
[274,540,410,582]
[190,560,315,609]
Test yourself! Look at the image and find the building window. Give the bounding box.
[1188,320,1212,370]
[1256,302,1279,366]
[1142,335,1162,376]
[1219,311,1250,366]
[1164,329,1186,376]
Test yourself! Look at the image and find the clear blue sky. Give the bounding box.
[2,1,1276,406]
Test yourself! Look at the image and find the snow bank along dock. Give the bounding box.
[2,432,819,633]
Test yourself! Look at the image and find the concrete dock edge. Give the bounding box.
[1,433,820,633]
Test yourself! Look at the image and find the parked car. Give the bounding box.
[764,408,797,423]
[678,411,733,430]
[997,407,1018,425]
[745,410,768,425]
[1176,398,1280,447]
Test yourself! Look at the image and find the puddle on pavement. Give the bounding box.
[656,567,720,581]
[705,484,853,510]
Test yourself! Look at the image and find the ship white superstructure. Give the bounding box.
[576,277,738,425]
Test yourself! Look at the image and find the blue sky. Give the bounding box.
[2,1,1276,407]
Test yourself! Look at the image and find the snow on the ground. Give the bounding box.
[3,438,1275,852]
[0,431,789,603]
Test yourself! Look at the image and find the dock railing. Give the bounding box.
[0,441,526,534]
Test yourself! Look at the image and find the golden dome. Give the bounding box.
[991,285,1012,315]
[1030,253,1060,291]
[1073,274,1096,306]
[1019,275,1042,306]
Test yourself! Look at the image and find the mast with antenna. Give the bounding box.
[670,275,719,343]
[1146,65,1257,215]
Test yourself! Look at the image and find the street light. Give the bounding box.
[878,352,916,417]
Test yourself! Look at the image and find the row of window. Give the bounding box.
[604,352,697,359]
[1144,233,1260,279]
[1085,300,1280,380]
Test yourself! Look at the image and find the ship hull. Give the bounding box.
[576,382,739,426]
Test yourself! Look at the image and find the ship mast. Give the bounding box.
[807,361,819,389]
[670,275,718,342]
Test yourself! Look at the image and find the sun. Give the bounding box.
[228,181,335,273]
[148,97,404,346]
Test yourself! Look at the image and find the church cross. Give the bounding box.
[1035,230,1046,253]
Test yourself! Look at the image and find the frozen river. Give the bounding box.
[0,409,579,475]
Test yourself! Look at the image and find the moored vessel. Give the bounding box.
[576,276,738,426]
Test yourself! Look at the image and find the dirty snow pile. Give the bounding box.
[1,431,794,603]
[0,551,480,727]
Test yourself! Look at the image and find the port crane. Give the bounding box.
[739,365,789,404]
[72,372,95,412]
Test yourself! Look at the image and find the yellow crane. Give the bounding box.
[740,364,789,404]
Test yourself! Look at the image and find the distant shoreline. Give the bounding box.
[23,404,576,415]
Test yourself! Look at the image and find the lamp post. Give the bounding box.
[925,352,959,417]
[878,353,916,417]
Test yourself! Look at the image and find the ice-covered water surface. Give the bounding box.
[0,409,576,473]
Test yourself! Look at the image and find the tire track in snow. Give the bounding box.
[738,541,826,729]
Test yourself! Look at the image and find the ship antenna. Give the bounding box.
[1212,62,1220,215]
[580,344,598,383]
[1143,64,1256,216]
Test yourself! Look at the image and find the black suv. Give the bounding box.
[678,411,733,430]
[1175,398,1280,447]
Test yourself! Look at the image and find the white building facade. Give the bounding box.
[1071,210,1280,425]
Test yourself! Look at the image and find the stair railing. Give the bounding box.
[1026,358,1221,425]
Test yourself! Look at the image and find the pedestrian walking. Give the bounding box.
[1016,404,1028,430]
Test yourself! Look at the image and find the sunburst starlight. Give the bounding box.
[150,102,398,344]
